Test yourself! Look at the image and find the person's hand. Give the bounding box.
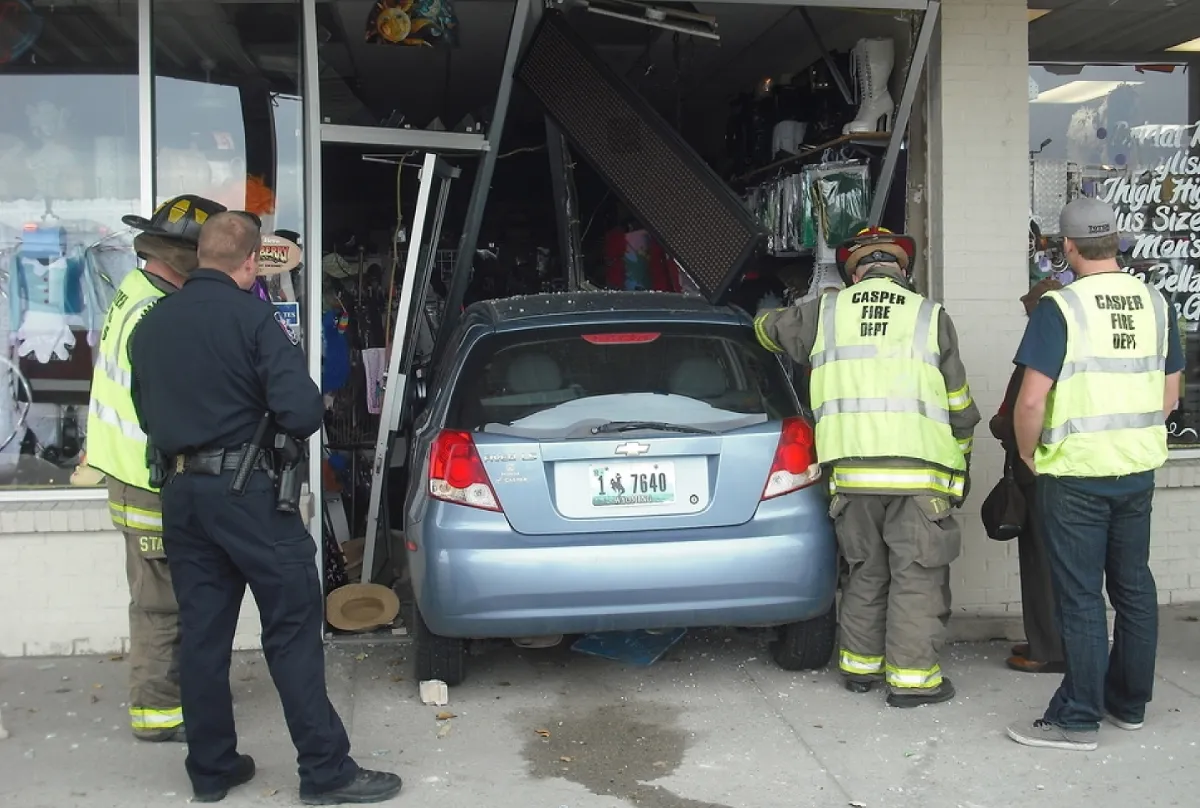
[1020,455,1038,475]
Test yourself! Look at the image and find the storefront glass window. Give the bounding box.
[1029,64,1200,447]
[152,0,307,331]
[0,1,140,487]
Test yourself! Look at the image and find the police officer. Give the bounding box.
[87,193,228,742]
[753,227,980,708]
[1005,198,1183,751]
[128,212,403,804]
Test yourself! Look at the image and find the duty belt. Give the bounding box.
[174,445,274,476]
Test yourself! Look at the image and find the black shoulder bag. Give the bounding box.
[981,454,1027,541]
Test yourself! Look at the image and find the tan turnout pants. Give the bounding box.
[108,478,183,739]
[832,493,961,690]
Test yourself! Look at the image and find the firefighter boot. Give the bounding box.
[887,678,957,709]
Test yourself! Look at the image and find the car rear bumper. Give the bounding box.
[407,488,837,638]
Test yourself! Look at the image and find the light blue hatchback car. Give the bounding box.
[402,292,838,684]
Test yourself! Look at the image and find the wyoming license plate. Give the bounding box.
[589,462,676,507]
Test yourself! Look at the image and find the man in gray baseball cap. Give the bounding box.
[1058,196,1118,242]
[1004,196,1184,752]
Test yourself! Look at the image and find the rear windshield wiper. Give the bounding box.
[592,420,714,435]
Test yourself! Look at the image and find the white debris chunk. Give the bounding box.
[419,680,449,706]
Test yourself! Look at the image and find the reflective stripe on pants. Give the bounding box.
[885,663,944,689]
[839,649,884,677]
[110,502,164,533]
[129,706,184,731]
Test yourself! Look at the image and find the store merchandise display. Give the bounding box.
[1030,158,1072,236]
[810,162,872,262]
[843,38,895,135]
[0,221,139,485]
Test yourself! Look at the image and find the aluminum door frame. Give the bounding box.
[359,153,458,584]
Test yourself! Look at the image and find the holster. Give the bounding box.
[273,434,305,514]
[147,445,169,489]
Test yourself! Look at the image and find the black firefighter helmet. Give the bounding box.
[122,194,230,246]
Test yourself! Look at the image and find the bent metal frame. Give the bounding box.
[295,0,942,623]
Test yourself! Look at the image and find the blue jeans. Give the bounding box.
[1036,475,1158,731]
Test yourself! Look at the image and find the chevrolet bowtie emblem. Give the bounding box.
[614,442,650,456]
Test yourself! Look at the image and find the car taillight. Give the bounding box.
[429,430,501,512]
[761,417,822,500]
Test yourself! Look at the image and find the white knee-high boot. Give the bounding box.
[843,38,895,135]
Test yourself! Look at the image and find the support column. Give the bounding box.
[927,0,1029,617]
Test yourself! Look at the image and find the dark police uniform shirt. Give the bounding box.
[129,268,324,456]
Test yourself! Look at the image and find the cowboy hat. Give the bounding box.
[325,583,400,632]
[835,227,917,285]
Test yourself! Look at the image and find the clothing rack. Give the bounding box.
[733,132,889,185]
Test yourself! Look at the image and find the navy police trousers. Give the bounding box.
[162,469,358,795]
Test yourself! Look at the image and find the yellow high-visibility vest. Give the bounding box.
[808,278,968,497]
[86,271,165,493]
[1037,273,1170,477]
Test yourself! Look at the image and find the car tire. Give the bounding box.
[770,601,837,671]
[412,605,467,687]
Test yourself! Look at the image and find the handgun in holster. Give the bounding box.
[272,432,305,514]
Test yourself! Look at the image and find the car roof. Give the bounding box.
[471,291,751,331]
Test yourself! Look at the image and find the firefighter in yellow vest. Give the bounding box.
[1005,198,1183,752]
[753,227,980,708]
[86,194,227,742]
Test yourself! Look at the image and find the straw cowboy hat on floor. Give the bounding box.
[325,583,400,633]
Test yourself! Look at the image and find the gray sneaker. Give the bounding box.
[1006,719,1098,751]
[1105,713,1144,731]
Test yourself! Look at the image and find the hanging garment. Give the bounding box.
[771,121,807,156]
[84,237,137,343]
[322,310,351,394]
[808,163,872,262]
[9,238,103,362]
[603,229,679,292]
[361,347,387,415]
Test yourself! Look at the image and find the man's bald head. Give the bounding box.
[198,212,262,275]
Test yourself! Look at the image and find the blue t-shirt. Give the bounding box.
[1014,289,1184,495]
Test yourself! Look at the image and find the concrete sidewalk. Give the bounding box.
[2,605,1197,808]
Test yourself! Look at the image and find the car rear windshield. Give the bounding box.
[446,324,800,432]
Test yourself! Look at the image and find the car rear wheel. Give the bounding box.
[412,605,467,687]
[770,601,837,671]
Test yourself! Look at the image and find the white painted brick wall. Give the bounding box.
[931,0,1032,619]
[932,0,1200,619]
[0,501,262,657]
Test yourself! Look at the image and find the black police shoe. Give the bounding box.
[886,678,957,709]
[300,769,403,805]
[192,754,256,803]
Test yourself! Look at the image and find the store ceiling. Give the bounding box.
[1028,0,1200,62]
[11,2,909,124]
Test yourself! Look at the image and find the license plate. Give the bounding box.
[589,461,676,507]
